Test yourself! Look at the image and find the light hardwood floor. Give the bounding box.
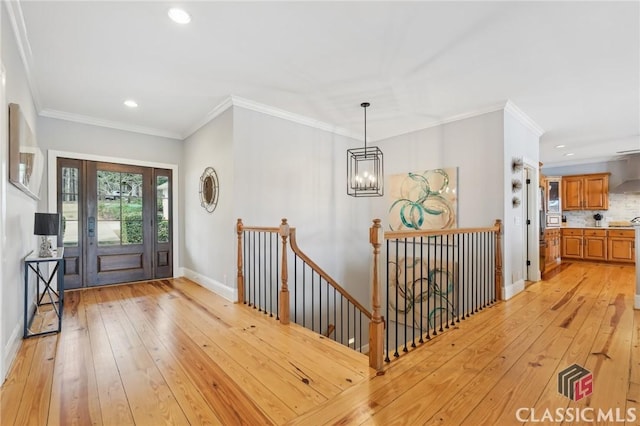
[1,262,638,425]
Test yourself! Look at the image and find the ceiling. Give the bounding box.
[9,1,640,167]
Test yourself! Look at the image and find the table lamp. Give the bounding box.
[34,213,60,257]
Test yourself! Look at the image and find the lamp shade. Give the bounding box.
[34,213,60,236]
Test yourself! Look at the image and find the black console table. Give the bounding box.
[23,248,64,338]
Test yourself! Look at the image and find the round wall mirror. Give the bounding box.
[199,167,219,213]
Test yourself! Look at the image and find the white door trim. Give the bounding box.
[524,159,541,282]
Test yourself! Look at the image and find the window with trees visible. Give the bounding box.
[97,171,143,245]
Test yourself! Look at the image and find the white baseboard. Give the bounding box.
[531,270,542,282]
[176,267,186,279]
[503,279,525,300]
[2,321,22,382]
[635,294,640,310]
[181,267,236,302]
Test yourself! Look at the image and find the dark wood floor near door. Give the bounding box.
[1,262,637,425]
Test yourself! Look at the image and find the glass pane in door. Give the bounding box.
[156,175,170,243]
[121,173,143,245]
[96,170,144,245]
[548,181,560,213]
[61,167,79,246]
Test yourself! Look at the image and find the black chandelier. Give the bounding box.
[347,102,384,197]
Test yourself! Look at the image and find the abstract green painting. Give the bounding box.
[387,167,458,231]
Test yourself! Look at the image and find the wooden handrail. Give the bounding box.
[241,226,280,233]
[385,224,501,240]
[288,228,373,320]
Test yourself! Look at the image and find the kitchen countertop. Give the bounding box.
[561,226,636,230]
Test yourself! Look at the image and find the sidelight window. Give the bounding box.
[156,175,170,243]
[61,167,79,247]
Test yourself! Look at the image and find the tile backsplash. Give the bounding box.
[563,194,640,227]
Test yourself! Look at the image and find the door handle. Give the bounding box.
[88,217,96,238]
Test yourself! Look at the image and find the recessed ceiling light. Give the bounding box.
[555,144,566,148]
[565,153,575,156]
[168,8,191,24]
[124,99,138,108]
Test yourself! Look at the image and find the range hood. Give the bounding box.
[611,154,640,194]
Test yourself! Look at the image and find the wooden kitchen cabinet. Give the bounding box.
[561,228,635,264]
[583,229,607,261]
[607,229,635,263]
[562,228,583,259]
[562,177,582,210]
[543,228,561,271]
[562,173,609,211]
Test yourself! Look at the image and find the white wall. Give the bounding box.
[504,108,541,293]
[181,109,236,299]
[1,2,40,381]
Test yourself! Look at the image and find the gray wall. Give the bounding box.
[1,2,41,380]
[372,108,541,296]
[179,106,373,304]
[233,107,373,304]
[38,116,183,209]
[39,117,182,163]
[181,109,236,298]
[373,111,505,228]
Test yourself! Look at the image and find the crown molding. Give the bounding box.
[182,96,234,139]
[390,99,545,141]
[377,101,508,142]
[5,0,42,111]
[37,97,546,145]
[504,99,545,137]
[40,109,183,140]
[426,101,507,130]
[182,95,360,141]
[230,95,358,140]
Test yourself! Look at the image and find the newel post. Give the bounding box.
[369,219,384,373]
[236,219,244,304]
[279,218,290,325]
[494,219,503,301]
